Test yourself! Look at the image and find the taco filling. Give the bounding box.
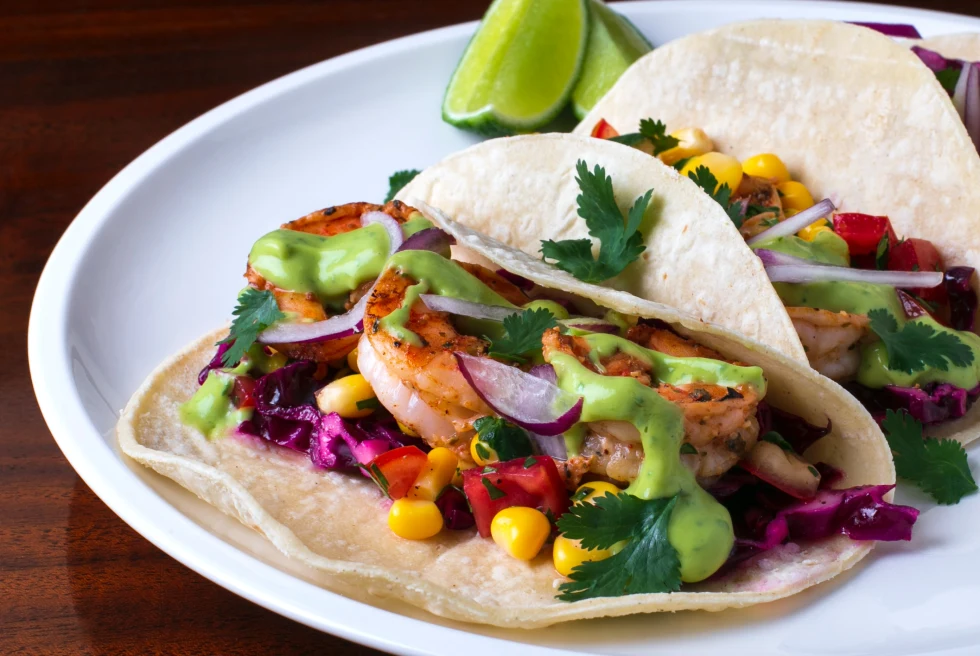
[178,193,917,601]
[588,117,980,430]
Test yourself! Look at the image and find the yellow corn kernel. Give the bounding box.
[315,373,376,418]
[797,220,832,242]
[552,535,613,576]
[470,435,498,466]
[396,421,418,437]
[680,152,743,195]
[387,498,444,540]
[491,507,551,561]
[742,153,791,184]
[573,481,621,505]
[777,181,814,212]
[408,447,458,501]
[347,347,360,373]
[657,127,713,166]
[452,460,475,487]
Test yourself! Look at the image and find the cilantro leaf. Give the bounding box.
[218,288,286,367]
[487,308,558,362]
[761,431,795,452]
[384,169,421,203]
[556,493,681,601]
[745,204,779,219]
[875,233,890,270]
[687,165,744,228]
[881,409,977,504]
[473,416,533,461]
[482,477,506,500]
[867,309,974,374]
[936,66,962,96]
[609,118,679,156]
[541,160,650,283]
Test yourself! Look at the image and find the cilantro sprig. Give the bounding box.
[487,308,557,362]
[473,416,533,461]
[556,492,681,601]
[609,118,679,156]
[541,160,651,283]
[881,409,977,505]
[218,288,286,367]
[687,165,744,228]
[867,309,974,374]
[384,169,421,203]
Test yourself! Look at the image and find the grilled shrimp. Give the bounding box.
[245,201,416,363]
[358,262,529,456]
[787,307,870,381]
[735,175,785,240]
[542,326,761,485]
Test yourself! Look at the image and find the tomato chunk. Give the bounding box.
[590,118,620,140]
[368,445,427,499]
[832,213,897,256]
[231,376,256,409]
[462,456,571,538]
[888,238,948,304]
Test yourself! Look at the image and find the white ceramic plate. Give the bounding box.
[29,2,980,654]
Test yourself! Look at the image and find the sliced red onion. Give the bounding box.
[755,249,830,268]
[765,263,944,288]
[396,227,455,256]
[528,364,557,385]
[529,432,568,460]
[954,62,980,152]
[850,22,921,38]
[746,199,836,245]
[362,211,403,254]
[911,46,955,73]
[420,294,517,321]
[258,286,369,344]
[454,353,583,436]
[496,269,535,291]
[560,318,620,334]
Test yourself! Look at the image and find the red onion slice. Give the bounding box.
[850,22,922,38]
[258,286,370,344]
[454,353,583,436]
[746,199,836,245]
[956,62,980,152]
[397,227,455,256]
[765,264,944,288]
[528,364,557,385]
[362,211,403,254]
[755,249,830,268]
[560,318,620,334]
[529,432,568,460]
[420,294,517,321]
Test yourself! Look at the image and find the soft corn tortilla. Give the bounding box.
[571,19,980,444]
[917,33,980,61]
[119,209,896,628]
[397,133,807,364]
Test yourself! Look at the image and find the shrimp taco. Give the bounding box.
[566,19,980,445]
[119,193,918,628]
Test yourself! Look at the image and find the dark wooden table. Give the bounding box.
[4,1,979,653]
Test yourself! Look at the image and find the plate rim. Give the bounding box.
[27,1,980,654]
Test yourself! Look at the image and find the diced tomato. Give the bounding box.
[231,376,256,409]
[590,118,620,140]
[832,213,897,256]
[462,456,571,538]
[368,446,427,499]
[888,238,948,304]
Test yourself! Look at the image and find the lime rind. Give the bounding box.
[442,0,589,135]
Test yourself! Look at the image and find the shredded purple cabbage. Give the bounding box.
[755,402,831,453]
[198,342,233,384]
[853,22,922,38]
[310,414,426,470]
[238,361,321,451]
[945,266,978,331]
[436,487,475,530]
[846,381,980,426]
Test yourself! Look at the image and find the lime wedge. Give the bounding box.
[571,0,652,119]
[442,0,589,135]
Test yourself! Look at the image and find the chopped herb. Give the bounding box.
[557,493,681,601]
[487,308,558,362]
[679,443,698,455]
[807,465,820,478]
[745,204,780,219]
[482,477,506,500]
[524,455,537,469]
[867,309,974,374]
[936,66,962,96]
[218,288,286,367]
[761,431,795,452]
[355,397,381,411]
[369,463,390,497]
[481,465,496,474]
[473,416,533,461]
[875,233,890,270]
[881,409,977,504]
[474,441,492,461]
[570,488,591,503]
[609,119,679,156]
[540,161,650,283]
[687,165,744,228]
[383,169,420,203]
[759,217,780,228]
[672,157,691,171]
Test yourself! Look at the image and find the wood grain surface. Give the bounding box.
[4,1,978,654]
